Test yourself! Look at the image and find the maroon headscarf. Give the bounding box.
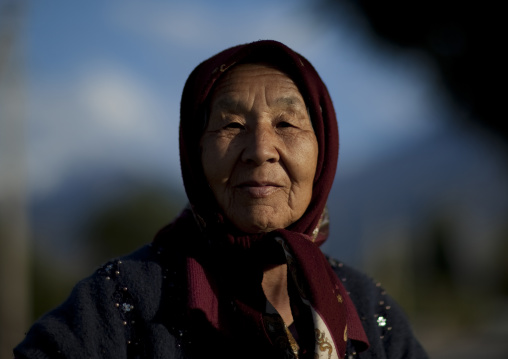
[169,40,368,358]
[179,40,337,243]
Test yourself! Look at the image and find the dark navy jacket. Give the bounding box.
[14,244,428,358]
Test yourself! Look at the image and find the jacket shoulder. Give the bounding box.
[326,256,428,359]
[14,244,175,358]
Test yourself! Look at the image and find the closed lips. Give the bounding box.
[236,181,282,197]
[237,181,281,188]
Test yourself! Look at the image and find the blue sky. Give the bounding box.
[18,0,453,197]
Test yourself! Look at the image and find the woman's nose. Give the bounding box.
[241,125,280,165]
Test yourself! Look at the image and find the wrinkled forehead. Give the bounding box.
[204,62,311,129]
[210,63,306,106]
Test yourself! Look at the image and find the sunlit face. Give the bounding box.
[201,64,318,233]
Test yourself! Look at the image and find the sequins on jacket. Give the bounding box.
[14,244,427,359]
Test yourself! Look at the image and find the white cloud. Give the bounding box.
[78,63,162,139]
[27,61,180,197]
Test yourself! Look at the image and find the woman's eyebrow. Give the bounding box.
[274,96,306,109]
[213,95,306,112]
[213,97,243,111]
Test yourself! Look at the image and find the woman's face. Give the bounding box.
[201,64,318,233]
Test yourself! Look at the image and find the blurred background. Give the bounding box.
[1,0,507,357]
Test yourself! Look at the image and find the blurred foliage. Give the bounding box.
[412,217,479,327]
[85,187,184,266]
[365,213,505,330]
[494,225,508,296]
[30,185,185,320]
[319,0,506,144]
[31,252,77,321]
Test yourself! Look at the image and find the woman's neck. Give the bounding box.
[262,263,294,325]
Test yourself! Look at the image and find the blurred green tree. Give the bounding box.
[86,187,185,266]
[31,185,185,320]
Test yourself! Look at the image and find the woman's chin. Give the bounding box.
[229,213,291,234]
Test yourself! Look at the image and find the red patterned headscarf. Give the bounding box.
[172,40,368,358]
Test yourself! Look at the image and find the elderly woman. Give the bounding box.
[15,40,427,358]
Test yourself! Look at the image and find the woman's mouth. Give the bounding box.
[236,181,281,198]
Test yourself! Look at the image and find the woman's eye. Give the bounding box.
[277,121,294,128]
[225,122,244,129]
